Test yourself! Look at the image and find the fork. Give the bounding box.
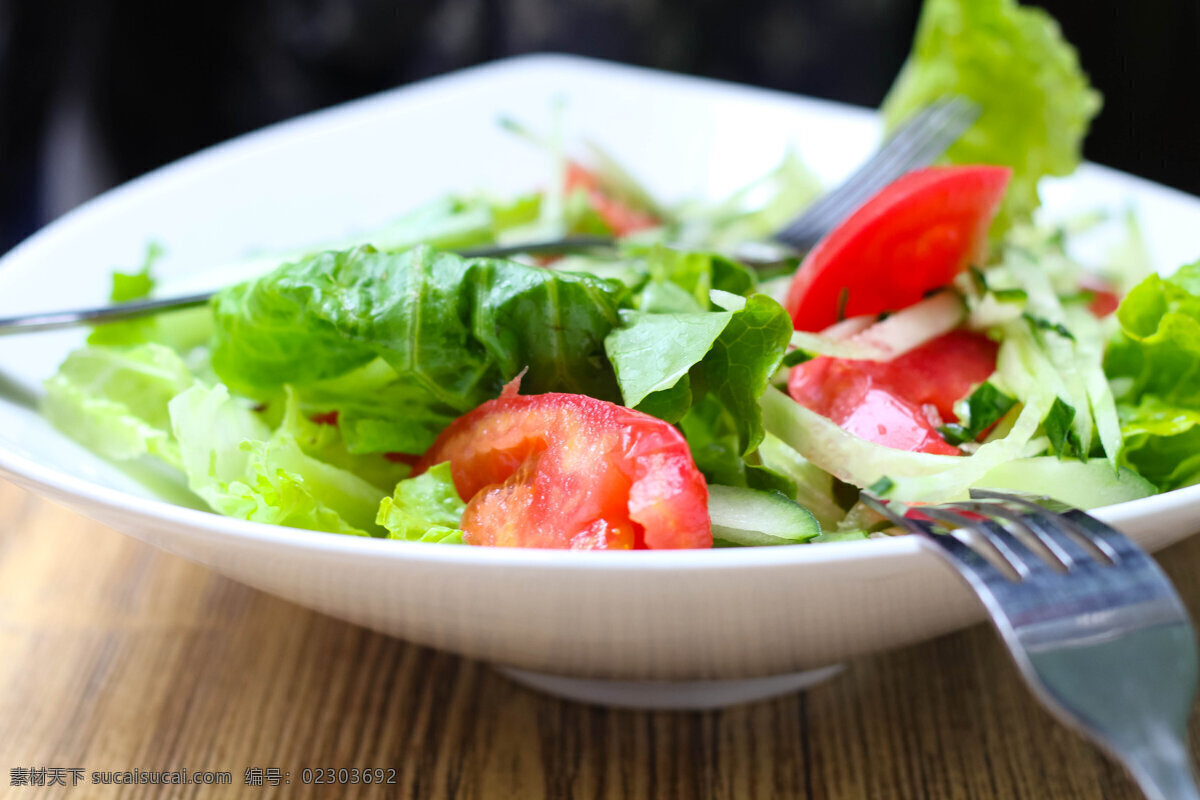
[0,97,979,335]
[862,489,1200,800]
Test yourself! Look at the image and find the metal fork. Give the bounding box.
[863,489,1200,800]
[772,95,977,250]
[0,97,978,335]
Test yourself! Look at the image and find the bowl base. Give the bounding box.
[496,664,844,710]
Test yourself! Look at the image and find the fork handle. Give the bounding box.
[1124,734,1200,800]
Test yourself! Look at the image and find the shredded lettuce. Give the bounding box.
[761,384,1048,504]
[881,0,1101,232]
[367,194,542,252]
[376,462,465,543]
[672,149,822,248]
[972,456,1154,508]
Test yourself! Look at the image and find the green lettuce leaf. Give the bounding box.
[290,358,459,456]
[604,310,732,410]
[605,293,793,488]
[1104,262,1200,490]
[552,245,758,315]
[278,386,413,491]
[691,293,793,454]
[212,245,628,449]
[634,246,756,313]
[376,462,465,543]
[87,243,215,350]
[881,0,1101,231]
[1114,400,1200,491]
[109,242,161,302]
[169,383,385,535]
[43,344,195,467]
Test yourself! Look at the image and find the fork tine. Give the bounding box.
[970,490,1142,563]
[774,96,979,248]
[807,99,961,214]
[858,492,926,536]
[922,523,1018,589]
[924,506,1055,580]
[860,493,1016,587]
[955,500,1089,570]
[818,98,974,209]
[913,489,1200,798]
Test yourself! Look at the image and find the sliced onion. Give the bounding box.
[788,290,966,362]
[760,385,1049,504]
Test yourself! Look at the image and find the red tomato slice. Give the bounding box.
[566,163,660,237]
[1077,274,1121,318]
[786,166,1012,332]
[416,392,711,550]
[788,330,999,455]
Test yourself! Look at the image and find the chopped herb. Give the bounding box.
[1023,312,1076,341]
[781,349,813,367]
[991,288,1028,303]
[939,382,1016,446]
[867,476,895,496]
[965,382,1017,434]
[1043,397,1084,459]
[836,287,850,322]
[937,423,971,446]
[968,265,989,295]
[1058,291,1093,305]
[1047,227,1068,251]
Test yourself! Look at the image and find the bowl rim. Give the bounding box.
[2,53,1198,571]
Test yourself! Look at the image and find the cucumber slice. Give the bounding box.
[707,484,821,546]
[973,456,1155,509]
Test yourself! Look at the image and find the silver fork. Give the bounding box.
[771,95,977,250]
[863,489,1200,800]
[0,97,979,335]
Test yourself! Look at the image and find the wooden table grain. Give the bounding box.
[2,478,1198,799]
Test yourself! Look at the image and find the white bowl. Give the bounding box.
[2,55,1199,708]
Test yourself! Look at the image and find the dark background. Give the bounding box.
[1,0,1196,254]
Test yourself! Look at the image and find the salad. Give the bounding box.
[43,0,1200,550]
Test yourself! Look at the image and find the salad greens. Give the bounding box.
[1105,263,1200,490]
[44,344,193,467]
[376,463,466,543]
[39,0,1198,549]
[212,245,627,454]
[882,0,1101,232]
[170,383,385,536]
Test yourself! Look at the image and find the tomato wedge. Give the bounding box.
[566,163,660,237]
[786,166,1012,332]
[788,330,999,455]
[1077,274,1121,318]
[416,392,711,550]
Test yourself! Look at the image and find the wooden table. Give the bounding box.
[2,478,1197,799]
